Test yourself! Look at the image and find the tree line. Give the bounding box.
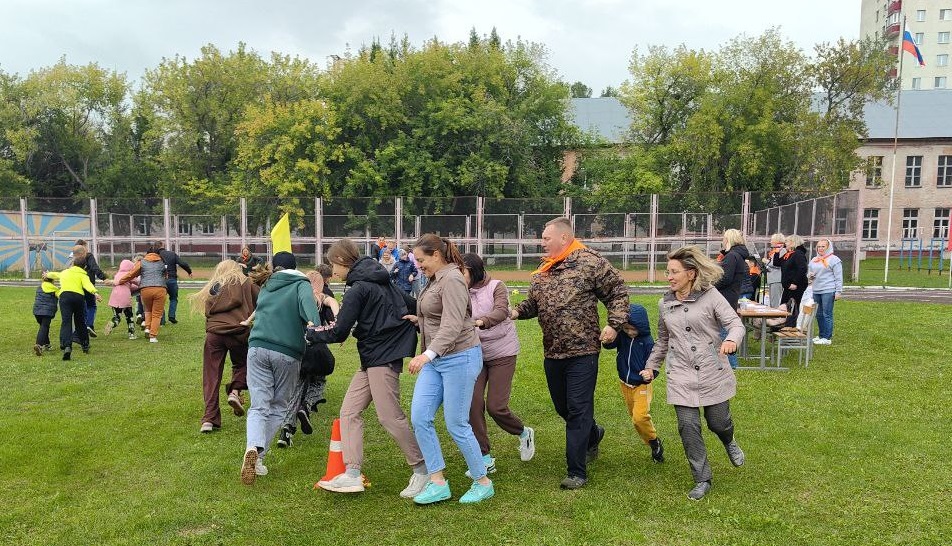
[0,28,893,222]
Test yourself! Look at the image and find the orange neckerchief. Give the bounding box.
[812,254,829,268]
[533,239,587,275]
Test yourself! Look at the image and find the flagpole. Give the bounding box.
[883,15,907,286]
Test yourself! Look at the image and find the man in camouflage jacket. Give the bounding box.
[512,217,629,489]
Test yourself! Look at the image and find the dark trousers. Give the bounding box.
[59,292,88,350]
[165,278,179,321]
[110,307,135,333]
[674,402,735,483]
[543,354,600,480]
[202,332,249,426]
[470,355,525,456]
[84,291,97,328]
[35,315,53,346]
[781,286,806,328]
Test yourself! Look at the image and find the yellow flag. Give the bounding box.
[271,213,291,254]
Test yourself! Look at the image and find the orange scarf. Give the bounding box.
[812,255,829,268]
[533,239,587,275]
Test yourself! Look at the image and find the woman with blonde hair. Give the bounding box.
[775,234,809,328]
[189,260,259,433]
[642,246,746,501]
[713,229,749,369]
[762,233,786,306]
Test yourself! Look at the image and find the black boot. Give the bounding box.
[649,438,665,463]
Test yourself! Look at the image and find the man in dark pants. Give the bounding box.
[73,239,106,338]
[511,217,629,489]
[158,241,192,324]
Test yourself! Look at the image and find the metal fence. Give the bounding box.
[1,190,862,281]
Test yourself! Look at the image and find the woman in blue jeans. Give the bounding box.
[407,234,493,505]
[807,239,843,345]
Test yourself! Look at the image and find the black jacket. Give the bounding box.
[776,245,808,290]
[83,253,106,283]
[306,256,418,368]
[159,249,192,279]
[714,244,750,311]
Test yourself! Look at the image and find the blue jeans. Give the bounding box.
[246,347,301,457]
[814,291,835,340]
[165,278,179,321]
[411,345,486,478]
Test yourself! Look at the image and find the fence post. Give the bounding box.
[853,190,863,282]
[648,194,659,283]
[240,197,248,250]
[623,212,631,270]
[564,197,572,222]
[517,212,524,270]
[90,198,99,260]
[315,197,323,265]
[20,198,31,278]
[741,191,750,235]
[108,212,115,266]
[465,215,471,253]
[163,198,171,250]
[476,196,485,257]
[395,197,403,251]
[794,202,800,236]
[220,215,227,262]
[810,198,817,238]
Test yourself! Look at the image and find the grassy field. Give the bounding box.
[856,258,952,288]
[0,286,949,545]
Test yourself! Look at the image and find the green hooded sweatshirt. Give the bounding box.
[248,270,320,359]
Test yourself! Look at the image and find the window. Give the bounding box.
[917,9,927,22]
[865,156,884,186]
[178,222,191,235]
[905,155,922,187]
[940,32,951,44]
[915,32,924,45]
[941,9,952,21]
[934,208,951,239]
[936,76,948,89]
[862,209,879,240]
[902,208,919,239]
[939,55,950,67]
[201,223,216,235]
[939,156,952,187]
[912,77,922,89]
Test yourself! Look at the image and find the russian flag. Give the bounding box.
[902,31,926,66]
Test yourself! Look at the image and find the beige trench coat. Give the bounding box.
[645,288,746,407]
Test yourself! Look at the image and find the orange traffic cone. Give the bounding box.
[320,418,345,482]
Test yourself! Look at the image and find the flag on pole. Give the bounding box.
[271,213,291,254]
[902,31,926,66]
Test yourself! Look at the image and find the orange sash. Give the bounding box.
[532,239,587,275]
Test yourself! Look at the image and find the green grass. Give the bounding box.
[856,257,952,288]
[0,287,949,545]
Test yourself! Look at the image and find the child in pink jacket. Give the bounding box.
[104,259,140,339]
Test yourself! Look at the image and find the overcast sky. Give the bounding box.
[2,0,860,93]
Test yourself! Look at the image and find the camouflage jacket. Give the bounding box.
[515,247,630,359]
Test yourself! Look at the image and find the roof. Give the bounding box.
[862,89,952,140]
[570,90,952,143]
[569,97,631,143]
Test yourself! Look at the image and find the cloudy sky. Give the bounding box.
[2,0,860,93]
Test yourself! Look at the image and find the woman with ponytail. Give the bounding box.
[407,235,493,505]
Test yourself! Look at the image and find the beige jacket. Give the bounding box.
[417,263,479,357]
[646,288,745,407]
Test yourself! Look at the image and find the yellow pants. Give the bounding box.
[619,382,658,444]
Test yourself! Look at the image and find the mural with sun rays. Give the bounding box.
[0,211,90,272]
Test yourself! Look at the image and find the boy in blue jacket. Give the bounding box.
[33,273,60,356]
[603,303,664,463]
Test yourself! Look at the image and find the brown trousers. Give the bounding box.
[339,361,423,471]
[140,286,167,339]
[201,332,249,426]
[469,355,525,456]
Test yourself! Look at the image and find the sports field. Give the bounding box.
[0,286,948,545]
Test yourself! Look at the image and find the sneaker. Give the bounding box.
[817,338,832,345]
[465,454,496,478]
[277,426,293,448]
[586,425,605,464]
[33,344,43,357]
[62,348,71,361]
[128,333,137,340]
[400,472,430,498]
[318,472,365,493]
[103,321,114,336]
[43,344,53,352]
[87,326,97,338]
[560,475,587,490]
[149,337,158,344]
[135,314,144,326]
[413,480,451,505]
[143,328,150,335]
[199,422,215,433]
[228,392,245,417]
[650,437,665,463]
[519,426,536,461]
[81,346,90,354]
[726,440,745,467]
[240,448,258,485]
[688,480,712,500]
[297,409,313,435]
[169,317,178,324]
[459,480,495,504]
[255,459,268,476]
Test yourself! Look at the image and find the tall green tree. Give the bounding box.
[570,81,592,98]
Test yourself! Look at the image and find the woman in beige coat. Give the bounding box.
[642,246,747,501]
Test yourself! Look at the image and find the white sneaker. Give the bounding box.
[400,472,430,498]
[817,338,832,345]
[143,328,150,335]
[317,472,365,493]
[255,459,268,476]
[812,336,823,344]
[149,337,158,344]
[519,426,536,461]
[465,455,496,478]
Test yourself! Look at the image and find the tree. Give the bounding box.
[599,86,619,97]
[570,81,592,98]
